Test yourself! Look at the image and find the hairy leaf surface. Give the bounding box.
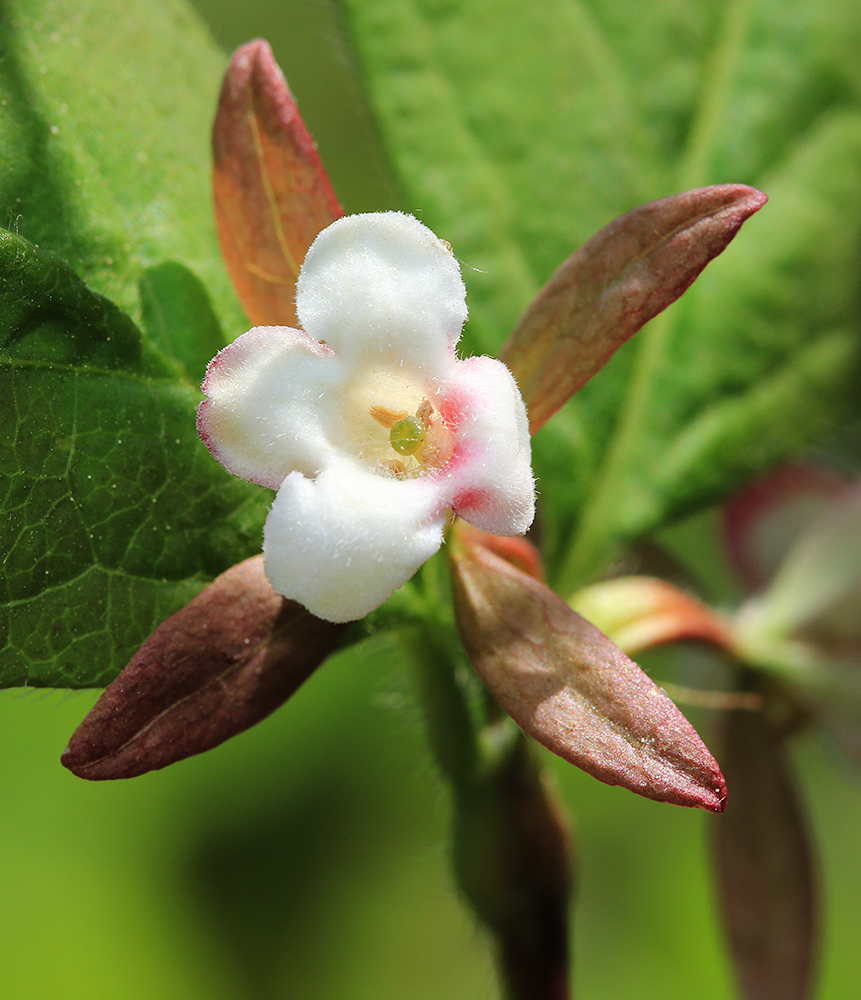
[0,233,267,688]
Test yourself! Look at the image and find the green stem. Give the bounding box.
[678,0,753,192]
[399,625,479,796]
[404,621,574,999]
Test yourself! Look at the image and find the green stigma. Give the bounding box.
[390,416,425,456]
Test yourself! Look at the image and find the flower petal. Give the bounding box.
[296,212,467,376]
[198,325,346,488]
[263,455,447,622]
[438,355,534,536]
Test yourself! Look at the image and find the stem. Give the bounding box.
[399,625,478,796]
[454,734,573,1000]
[677,0,753,192]
[405,621,574,999]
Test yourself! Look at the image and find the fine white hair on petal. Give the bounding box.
[198,326,348,489]
[296,212,467,377]
[438,355,535,536]
[199,212,538,621]
[263,455,448,622]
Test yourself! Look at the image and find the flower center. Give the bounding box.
[369,397,454,478]
[389,415,426,456]
[338,369,454,478]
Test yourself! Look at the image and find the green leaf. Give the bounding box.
[0,0,245,339]
[0,232,267,688]
[138,262,228,382]
[341,0,861,582]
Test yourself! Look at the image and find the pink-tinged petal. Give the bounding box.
[263,455,447,622]
[198,325,346,489]
[212,39,343,327]
[723,464,846,591]
[296,212,467,376]
[746,480,861,641]
[62,557,348,779]
[450,530,727,812]
[438,355,534,536]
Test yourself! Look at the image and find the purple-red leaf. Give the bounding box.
[449,529,727,811]
[713,706,817,1000]
[213,39,343,327]
[62,557,348,779]
[500,185,767,433]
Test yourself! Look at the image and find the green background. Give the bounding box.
[2,0,861,997]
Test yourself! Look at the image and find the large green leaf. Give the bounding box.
[0,0,274,688]
[0,0,246,348]
[341,0,861,583]
[0,232,267,688]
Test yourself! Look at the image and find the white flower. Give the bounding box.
[198,212,535,622]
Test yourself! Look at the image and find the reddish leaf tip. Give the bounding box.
[503,183,768,433]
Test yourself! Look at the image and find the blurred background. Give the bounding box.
[2,1,861,998]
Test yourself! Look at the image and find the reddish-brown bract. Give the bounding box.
[501,185,768,433]
[450,526,727,811]
[212,39,343,328]
[62,557,348,779]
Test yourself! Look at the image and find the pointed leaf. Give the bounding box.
[501,185,767,432]
[213,39,343,327]
[62,557,349,779]
[449,529,726,811]
[713,705,817,1000]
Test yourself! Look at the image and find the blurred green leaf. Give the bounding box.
[0,232,267,688]
[342,0,861,582]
